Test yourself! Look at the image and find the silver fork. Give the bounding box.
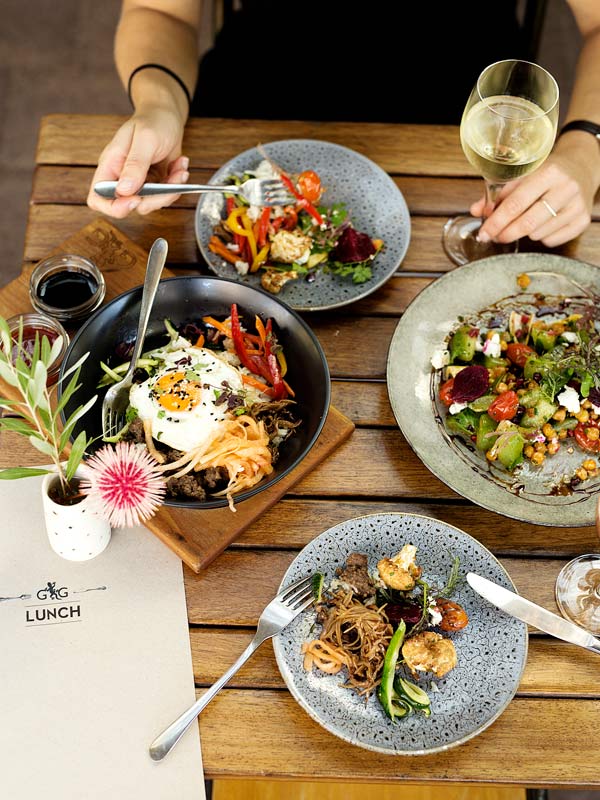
[101,237,168,439]
[94,177,292,207]
[148,574,315,762]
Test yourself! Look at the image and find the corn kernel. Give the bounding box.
[576,467,589,481]
[582,399,592,409]
[485,450,497,462]
[552,408,566,422]
[558,429,568,440]
[524,445,535,458]
[531,452,545,465]
[542,423,555,439]
[585,427,600,441]
[575,409,590,423]
[500,340,508,351]
[547,441,560,455]
[582,459,597,471]
[496,382,509,394]
[534,441,547,453]
[517,273,531,289]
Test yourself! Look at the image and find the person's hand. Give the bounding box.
[87,106,189,218]
[470,136,599,248]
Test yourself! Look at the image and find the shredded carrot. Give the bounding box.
[202,315,232,337]
[255,315,267,349]
[242,373,271,394]
[195,333,205,347]
[208,238,240,266]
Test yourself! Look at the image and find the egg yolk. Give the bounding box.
[153,371,202,412]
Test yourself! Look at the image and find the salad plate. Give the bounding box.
[273,512,527,755]
[194,139,410,311]
[387,253,600,527]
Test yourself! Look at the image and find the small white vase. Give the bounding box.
[41,470,111,561]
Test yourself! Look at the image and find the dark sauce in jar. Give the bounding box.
[36,269,99,309]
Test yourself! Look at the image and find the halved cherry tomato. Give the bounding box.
[439,378,454,407]
[506,343,535,368]
[297,169,322,203]
[574,418,600,453]
[488,389,520,422]
[436,598,469,631]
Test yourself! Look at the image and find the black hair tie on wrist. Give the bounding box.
[127,63,192,112]
[559,119,600,140]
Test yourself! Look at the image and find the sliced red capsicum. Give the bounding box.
[230,304,288,399]
[257,207,270,248]
[263,319,287,399]
[279,173,324,226]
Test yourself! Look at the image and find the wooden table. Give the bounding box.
[5,114,600,790]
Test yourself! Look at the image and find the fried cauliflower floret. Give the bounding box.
[377,543,422,591]
[261,268,298,294]
[401,631,457,679]
[270,230,312,264]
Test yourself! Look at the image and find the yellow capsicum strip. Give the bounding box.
[251,244,270,273]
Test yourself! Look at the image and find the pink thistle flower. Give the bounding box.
[79,441,166,529]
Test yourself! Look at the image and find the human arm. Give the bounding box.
[87,0,201,218]
[472,0,600,247]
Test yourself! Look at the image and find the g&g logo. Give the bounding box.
[36,582,68,601]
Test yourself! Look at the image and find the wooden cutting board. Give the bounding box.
[1,218,354,571]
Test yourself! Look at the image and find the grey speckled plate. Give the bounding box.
[273,512,527,755]
[194,139,410,311]
[387,253,600,527]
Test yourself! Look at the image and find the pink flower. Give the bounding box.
[80,441,166,528]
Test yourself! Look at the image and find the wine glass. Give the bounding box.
[555,498,600,634]
[443,59,559,266]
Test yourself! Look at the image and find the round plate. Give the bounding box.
[58,275,330,510]
[273,512,527,755]
[387,252,600,527]
[195,139,410,311]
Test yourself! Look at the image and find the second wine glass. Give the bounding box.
[443,59,559,266]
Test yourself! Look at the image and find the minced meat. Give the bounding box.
[335,552,374,598]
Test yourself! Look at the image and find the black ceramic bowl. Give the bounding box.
[59,275,331,509]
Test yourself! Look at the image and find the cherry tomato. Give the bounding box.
[439,378,454,407]
[436,598,469,631]
[505,343,535,368]
[297,170,322,203]
[488,390,520,422]
[574,418,600,453]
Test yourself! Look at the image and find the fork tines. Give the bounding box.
[261,179,293,207]
[279,575,314,609]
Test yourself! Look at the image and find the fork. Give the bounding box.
[148,574,315,762]
[101,237,168,439]
[94,177,292,207]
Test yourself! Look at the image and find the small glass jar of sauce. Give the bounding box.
[29,254,106,323]
[6,313,69,385]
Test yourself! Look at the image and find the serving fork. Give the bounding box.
[94,177,292,207]
[148,573,315,762]
[101,237,168,439]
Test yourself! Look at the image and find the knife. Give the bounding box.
[466,572,600,655]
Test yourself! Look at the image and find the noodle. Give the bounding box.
[158,415,273,510]
[303,590,393,697]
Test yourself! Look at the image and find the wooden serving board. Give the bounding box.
[1,218,354,571]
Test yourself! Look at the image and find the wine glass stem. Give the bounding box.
[482,180,504,220]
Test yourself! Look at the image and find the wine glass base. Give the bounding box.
[555,554,600,635]
[442,215,517,266]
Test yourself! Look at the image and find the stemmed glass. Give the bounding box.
[443,59,559,266]
[555,499,600,635]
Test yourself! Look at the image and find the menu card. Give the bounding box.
[0,476,205,800]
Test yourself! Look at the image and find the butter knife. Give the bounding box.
[466,572,600,655]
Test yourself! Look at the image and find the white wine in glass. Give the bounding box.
[555,498,600,635]
[443,59,559,266]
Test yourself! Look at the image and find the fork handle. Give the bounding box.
[94,181,235,198]
[149,630,267,762]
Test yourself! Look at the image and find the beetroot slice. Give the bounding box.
[330,226,375,263]
[451,365,490,403]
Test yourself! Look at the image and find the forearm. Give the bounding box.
[115,1,200,120]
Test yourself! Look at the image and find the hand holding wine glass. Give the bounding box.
[443,59,559,265]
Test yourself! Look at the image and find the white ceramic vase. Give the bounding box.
[41,469,111,561]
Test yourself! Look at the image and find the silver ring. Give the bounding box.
[542,199,558,218]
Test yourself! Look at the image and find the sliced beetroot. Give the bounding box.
[452,365,490,403]
[385,602,422,628]
[589,387,600,408]
[330,226,376,263]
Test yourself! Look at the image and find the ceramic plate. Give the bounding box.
[194,139,410,311]
[387,253,600,527]
[273,512,527,755]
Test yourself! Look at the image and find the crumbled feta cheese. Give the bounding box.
[557,386,581,414]
[474,338,484,352]
[431,348,450,369]
[592,404,600,415]
[449,401,468,415]
[234,260,249,276]
[482,332,501,358]
[251,159,280,180]
[226,242,239,251]
[560,331,579,344]
[246,205,261,222]
[428,603,443,627]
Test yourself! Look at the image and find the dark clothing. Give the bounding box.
[191,1,523,124]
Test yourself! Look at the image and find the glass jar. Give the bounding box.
[29,254,106,323]
[6,313,69,385]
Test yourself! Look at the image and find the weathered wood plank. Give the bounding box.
[190,629,600,697]
[183,552,565,625]
[198,690,600,786]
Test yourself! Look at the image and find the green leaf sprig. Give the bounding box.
[0,315,97,497]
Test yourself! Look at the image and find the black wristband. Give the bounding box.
[127,64,192,111]
[559,119,600,140]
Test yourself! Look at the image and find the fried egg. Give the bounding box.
[129,345,245,452]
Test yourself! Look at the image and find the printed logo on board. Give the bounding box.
[0,582,107,627]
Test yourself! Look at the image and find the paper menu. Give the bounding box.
[0,476,205,800]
